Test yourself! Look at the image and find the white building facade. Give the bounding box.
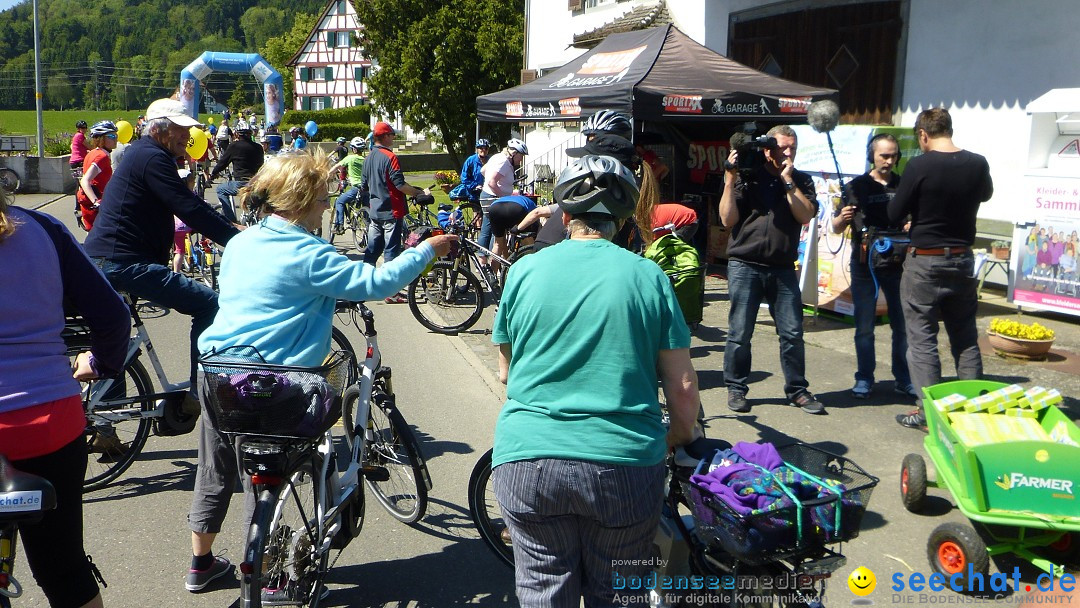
[287,0,371,111]
[523,0,1080,222]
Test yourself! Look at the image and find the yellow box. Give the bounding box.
[933,394,967,413]
[1004,408,1038,419]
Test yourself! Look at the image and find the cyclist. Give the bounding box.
[83,98,239,422]
[0,184,130,608]
[453,138,490,207]
[265,124,284,154]
[185,150,456,597]
[76,121,120,231]
[289,126,306,151]
[491,155,698,608]
[333,136,349,163]
[210,120,264,223]
[213,119,231,156]
[486,193,536,272]
[331,136,367,235]
[70,120,89,174]
[479,138,527,265]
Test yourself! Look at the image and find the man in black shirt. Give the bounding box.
[831,134,913,400]
[887,108,994,430]
[719,125,824,415]
[210,121,264,223]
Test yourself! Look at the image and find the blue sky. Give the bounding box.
[0,0,25,11]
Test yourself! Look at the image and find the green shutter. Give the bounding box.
[325,66,334,81]
[354,67,361,80]
[301,97,310,110]
[324,96,332,109]
[300,67,309,81]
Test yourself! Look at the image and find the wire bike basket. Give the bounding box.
[198,346,352,439]
[682,443,878,564]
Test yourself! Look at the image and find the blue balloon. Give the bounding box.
[305,120,318,138]
[295,138,307,149]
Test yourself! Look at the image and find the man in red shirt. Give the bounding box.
[359,122,430,273]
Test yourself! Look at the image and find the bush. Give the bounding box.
[44,132,71,157]
[284,106,371,127]
[309,122,370,142]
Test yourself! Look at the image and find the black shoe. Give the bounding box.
[896,409,927,431]
[790,391,826,415]
[727,392,750,413]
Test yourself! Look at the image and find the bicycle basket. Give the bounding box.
[198,346,352,438]
[681,443,878,564]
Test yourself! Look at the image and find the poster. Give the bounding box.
[1009,175,1080,315]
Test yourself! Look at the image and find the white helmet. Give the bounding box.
[349,136,367,150]
[507,138,528,155]
[235,120,250,133]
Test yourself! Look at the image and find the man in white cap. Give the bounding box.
[84,98,239,434]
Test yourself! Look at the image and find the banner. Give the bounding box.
[1009,175,1080,316]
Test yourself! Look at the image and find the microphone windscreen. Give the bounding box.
[728,131,751,150]
[807,100,840,134]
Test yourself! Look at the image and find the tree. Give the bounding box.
[47,74,77,110]
[355,0,524,165]
[261,12,318,115]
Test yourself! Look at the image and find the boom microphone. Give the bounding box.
[807,100,840,134]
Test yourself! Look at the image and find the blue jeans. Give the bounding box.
[363,218,404,265]
[334,186,364,226]
[850,261,910,386]
[215,180,246,223]
[478,195,496,256]
[900,252,982,407]
[493,459,664,608]
[99,260,218,386]
[724,259,808,398]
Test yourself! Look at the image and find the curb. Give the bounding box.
[32,194,67,210]
[447,330,505,401]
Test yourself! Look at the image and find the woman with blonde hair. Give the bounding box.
[182,149,455,596]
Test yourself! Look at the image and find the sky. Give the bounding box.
[0,0,25,11]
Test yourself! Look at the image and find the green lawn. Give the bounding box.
[0,110,145,137]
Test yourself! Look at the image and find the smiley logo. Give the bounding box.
[848,566,876,596]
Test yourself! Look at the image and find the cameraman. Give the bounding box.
[719,125,824,415]
[831,133,914,400]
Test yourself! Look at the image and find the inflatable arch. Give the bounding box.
[179,52,284,127]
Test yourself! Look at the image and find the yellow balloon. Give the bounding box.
[115,120,133,144]
[207,116,215,125]
[186,126,208,159]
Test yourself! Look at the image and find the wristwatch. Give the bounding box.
[784,181,796,192]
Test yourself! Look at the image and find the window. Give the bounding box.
[584,0,615,8]
[312,68,325,81]
[336,32,351,47]
[354,66,367,80]
[355,98,364,106]
[336,0,346,14]
[311,96,326,110]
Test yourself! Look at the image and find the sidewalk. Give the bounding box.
[13,192,67,210]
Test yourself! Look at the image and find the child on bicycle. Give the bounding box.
[184,150,456,598]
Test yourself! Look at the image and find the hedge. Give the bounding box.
[306,122,370,142]
[284,105,371,126]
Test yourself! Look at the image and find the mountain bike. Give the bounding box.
[329,188,368,252]
[62,294,198,490]
[0,455,56,607]
[333,300,431,523]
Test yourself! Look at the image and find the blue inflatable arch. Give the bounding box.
[179,52,285,127]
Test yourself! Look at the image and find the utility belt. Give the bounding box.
[859,227,910,272]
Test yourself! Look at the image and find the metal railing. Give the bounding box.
[518,131,585,200]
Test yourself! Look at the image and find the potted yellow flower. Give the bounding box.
[987,317,1055,359]
[433,170,460,194]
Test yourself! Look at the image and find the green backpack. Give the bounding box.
[644,234,705,325]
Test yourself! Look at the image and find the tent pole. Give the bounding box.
[475,119,479,144]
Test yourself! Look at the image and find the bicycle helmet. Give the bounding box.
[553,155,639,220]
[581,110,632,140]
[89,120,118,137]
[349,136,366,150]
[289,126,301,135]
[236,120,251,133]
[336,136,347,144]
[75,120,88,129]
[507,138,528,155]
[475,138,491,149]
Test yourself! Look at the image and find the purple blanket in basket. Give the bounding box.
[690,442,787,516]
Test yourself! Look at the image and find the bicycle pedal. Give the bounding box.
[361,465,390,482]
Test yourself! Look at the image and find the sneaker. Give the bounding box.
[333,224,344,235]
[790,391,826,415]
[896,409,927,431]
[181,391,202,415]
[384,293,408,304]
[185,556,234,592]
[727,392,751,413]
[894,383,918,398]
[89,428,126,456]
[262,584,329,606]
[851,380,872,399]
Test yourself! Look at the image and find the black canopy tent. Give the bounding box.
[476,24,837,124]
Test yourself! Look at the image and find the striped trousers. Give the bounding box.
[493,458,665,608]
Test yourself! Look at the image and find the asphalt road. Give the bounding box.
[13,193,1079,607]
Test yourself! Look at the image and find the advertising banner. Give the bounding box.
[1009,175,1080,316]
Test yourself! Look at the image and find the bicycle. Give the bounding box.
[62,294,197,490]
[0,167,20,193]
[182,232,220,291]
[0,455,56,607]
[332,300,431,523]
[328,187,368,252]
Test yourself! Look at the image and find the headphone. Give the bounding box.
[866,133,901,164]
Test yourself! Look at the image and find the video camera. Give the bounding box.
[724,122,776,177]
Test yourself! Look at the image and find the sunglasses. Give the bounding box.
[105,134,118,140]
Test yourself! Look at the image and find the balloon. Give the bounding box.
[115,120,133,144]
[294,138,307,150]
[207,116,214,125]
[305,120,318,138]
[186,126,208,159]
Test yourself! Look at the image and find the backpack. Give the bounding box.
[644,234,706,326]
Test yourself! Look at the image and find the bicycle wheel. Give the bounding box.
[350,207,368,251]
[364,392,428,523]
[243,459,330,608]
[407,261,484,334]
[468,448,514,567]
[332,329,360,450]
[499,243,536,290]
[0,167,20,192]
[83,359,155,491]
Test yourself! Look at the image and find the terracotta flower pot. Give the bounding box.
[987,331,1054,360]
[439,184,452,194]
[992,247,1011,260]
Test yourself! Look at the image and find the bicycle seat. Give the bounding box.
[415,194,436,207]
[673,437,732,469]
[0,454,57,521]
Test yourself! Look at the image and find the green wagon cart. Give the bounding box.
[900,380,1080,582]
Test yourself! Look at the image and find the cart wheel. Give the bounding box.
[928,522,989,589]
[901,453,928,513]
[1043,532,1080,563]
